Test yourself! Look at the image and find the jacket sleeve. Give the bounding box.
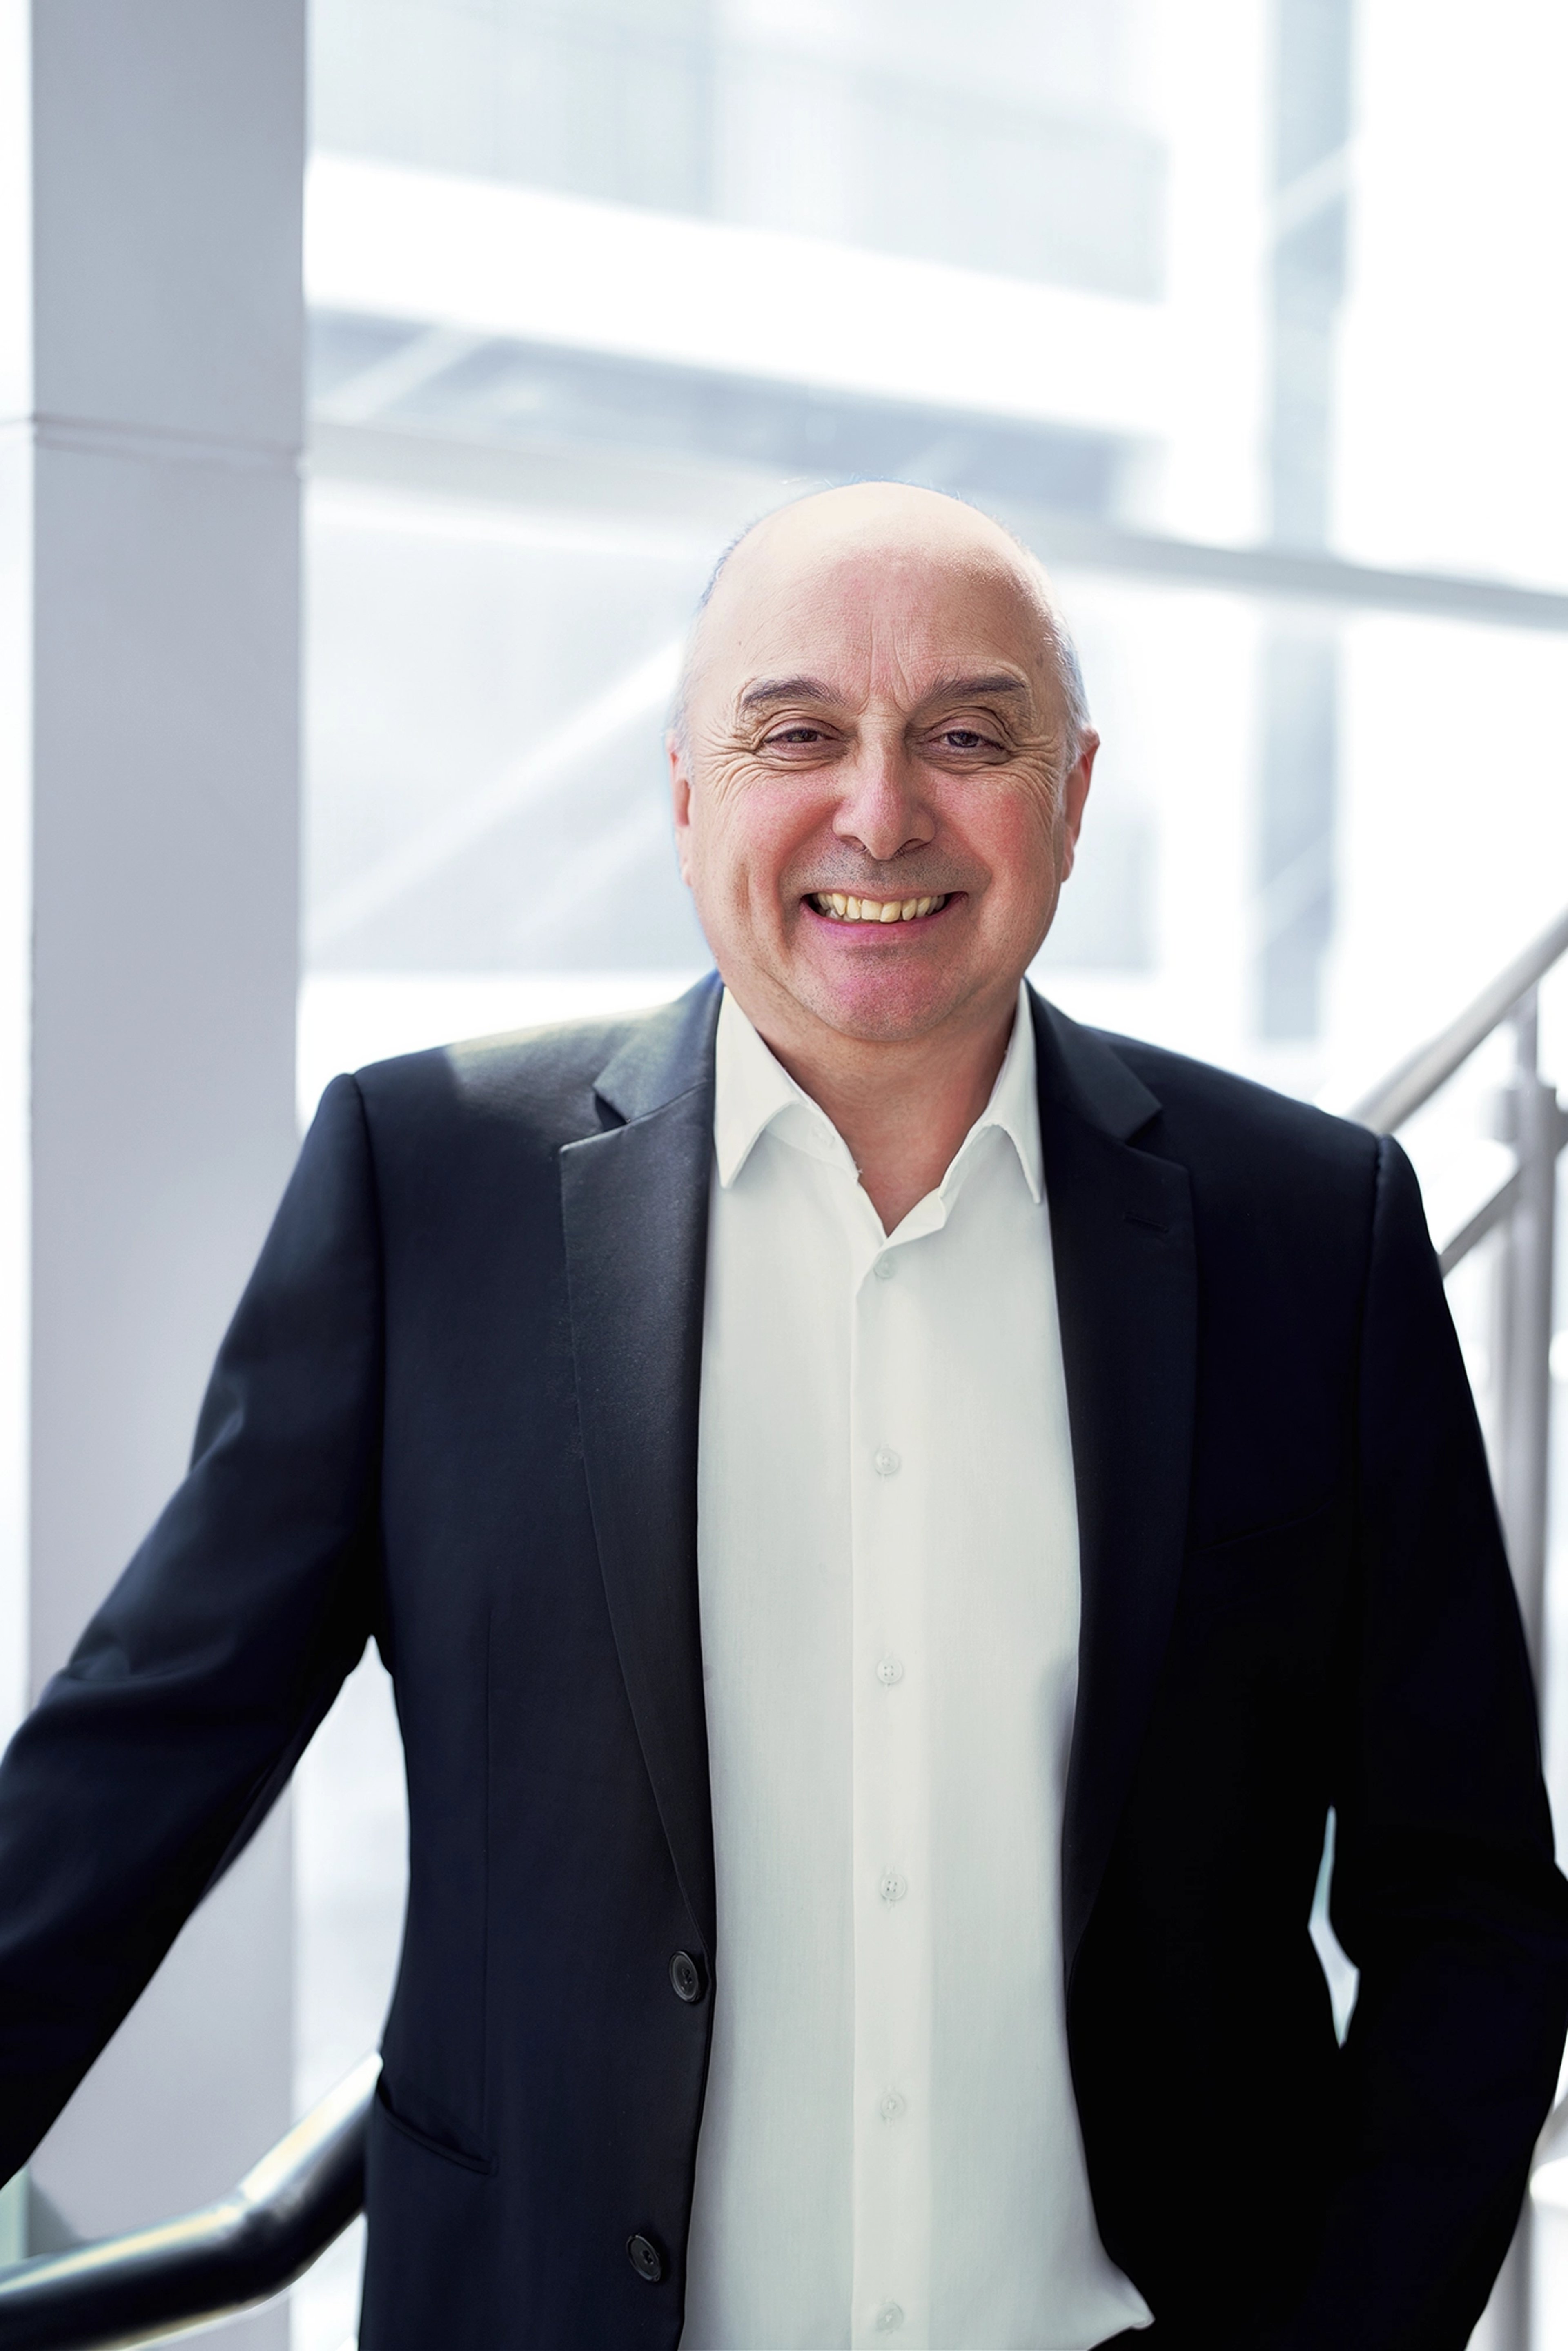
[1270,1135,1568,2350]
[0,1073,384,2180]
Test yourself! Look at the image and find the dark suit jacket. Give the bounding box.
[0,975,1562,2350]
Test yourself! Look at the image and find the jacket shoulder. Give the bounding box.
[349,971,721,1143]
[341,1002,681,1154]
[1094,1027,1383,1196]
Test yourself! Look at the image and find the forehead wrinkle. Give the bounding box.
[865,560,1054,698]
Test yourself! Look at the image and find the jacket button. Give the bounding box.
[669,1950,705,2003]
[627,2232,665,2284]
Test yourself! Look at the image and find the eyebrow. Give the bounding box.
[737,675,837,711]
[736,671,1030,711]
[921,673,1030,702]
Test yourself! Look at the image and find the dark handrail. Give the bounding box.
[0,2055,377,2350]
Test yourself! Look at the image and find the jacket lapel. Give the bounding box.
[559,976,722,1955]
[1031,993,1198,1983]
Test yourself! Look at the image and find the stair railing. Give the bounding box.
[0,2056,377,2349]
[1350,904,1568,1680]
[1349,903,1568,2351]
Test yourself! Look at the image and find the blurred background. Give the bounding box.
[1,2,1566,2347]
[298,5,1568,2342]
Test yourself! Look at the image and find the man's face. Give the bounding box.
[670,508,1096,1053]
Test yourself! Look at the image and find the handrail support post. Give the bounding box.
[1488,990,1565,2351]
[1495,992,1561,1685]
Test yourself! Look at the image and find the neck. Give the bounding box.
[739,985,1021,1234]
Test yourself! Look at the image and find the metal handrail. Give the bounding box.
[1348,909,1568,1294]
[0,2055,378,2350]
[1435,1168,1521,1280]
[1350,904,1568,1135]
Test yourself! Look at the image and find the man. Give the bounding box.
[0,483,1561,2350]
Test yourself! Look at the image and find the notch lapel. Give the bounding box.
[1032,995,1198,1983]
[559,978,721,1954]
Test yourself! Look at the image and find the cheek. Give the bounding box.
[959,785,1053,870]
[699,770,830,896]
[955,784,1062,921]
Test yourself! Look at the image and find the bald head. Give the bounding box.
[675,482,1089,764]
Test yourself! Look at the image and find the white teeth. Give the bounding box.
[812,891,947,922]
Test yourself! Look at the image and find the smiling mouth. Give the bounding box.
[808,891,951,924]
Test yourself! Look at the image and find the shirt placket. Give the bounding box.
[850,1227,932,2351]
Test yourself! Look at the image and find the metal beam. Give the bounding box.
[1009,510,1568,633]
[309,417,1568,634]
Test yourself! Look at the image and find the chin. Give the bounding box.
[791,960,975,1045]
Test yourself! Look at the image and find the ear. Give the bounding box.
[1056,731,1098,882]
[668,731,695,887]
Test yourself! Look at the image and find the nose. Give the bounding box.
[831,734,935,865]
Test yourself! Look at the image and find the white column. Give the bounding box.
[0,5,304,2338]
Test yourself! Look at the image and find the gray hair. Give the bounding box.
[671,490,1091,772]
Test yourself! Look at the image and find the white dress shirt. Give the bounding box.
[682,986,1151,2351]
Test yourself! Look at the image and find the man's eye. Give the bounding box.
[939,729,993,751]
[767,726,826,746]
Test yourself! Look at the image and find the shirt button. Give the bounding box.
[877,2303,905,2332]
[669,1950,705,2003]
[879,1869,908,1904]
[873,1447,901,1477]
[626,2232,665,2284]
[879,2089,906,2122]
[873,1253,897,1280]
[876,1656,904,1686]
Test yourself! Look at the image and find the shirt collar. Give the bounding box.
[713,982,1042,1206]
[714,989,845,1188]
[962,979,1043,1204]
